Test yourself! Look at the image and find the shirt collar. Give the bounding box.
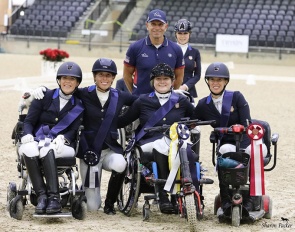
[146,35,168,47]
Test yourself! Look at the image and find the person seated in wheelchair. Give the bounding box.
[118,63,196,214]
[32,58,137,215]
[18,62,84,215]
[193,62,268,215]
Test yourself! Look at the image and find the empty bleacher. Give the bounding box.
[130,0,295,49]
[9,0,94,38]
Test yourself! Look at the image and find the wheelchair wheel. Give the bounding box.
[262,195,272,219]
[7,182,17,211]
[231,206,241,227]
[9,196,24,220]
[213,194,221,215]
[185,194,198,232]
[117,128,126,150]
[71,196,87,220]
[117,146,141,216]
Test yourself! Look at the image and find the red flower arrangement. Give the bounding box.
[39,48,69,62]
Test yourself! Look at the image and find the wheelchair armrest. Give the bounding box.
[271,133,279,145]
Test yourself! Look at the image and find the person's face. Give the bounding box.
[153,76,173,93]
[146,20,168,40]
[59,76,79,94]
[208,77,228,95]
[176,32,190,45]
[94,71,115,91]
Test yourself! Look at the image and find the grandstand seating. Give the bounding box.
[9,0,94,38]
[131,0,295,49]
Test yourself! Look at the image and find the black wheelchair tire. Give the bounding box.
[117,146,141,216]
[71,197,87,220]
[9,196,24,220]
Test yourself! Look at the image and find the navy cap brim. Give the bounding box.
[147,18,167,23]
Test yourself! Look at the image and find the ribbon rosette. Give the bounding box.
[247,123,265,196]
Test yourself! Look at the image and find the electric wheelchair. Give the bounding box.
[117,118,215,232]
[7,102,87,220]
[210,119,279,227]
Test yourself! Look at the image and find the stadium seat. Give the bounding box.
[235,28,243,35]
[34,25,43,37]
[243,29,251,35]
[43,25,52,37]
[10,24,18,35]
[225,28,234,35]
[196,32,206,44]
[217,28,226,34]
[275,36,284,48]
[266,35,275,47]
[258,35,267,46]
[249,34,258,46]
[284,36,294,48]
[52,15,60,22]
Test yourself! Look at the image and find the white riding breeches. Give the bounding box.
[219,143,268,157]
[79,148,126,211]
[19,141,75,158]
[141,137,171,156]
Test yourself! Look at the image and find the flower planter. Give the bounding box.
[41,61,63,77]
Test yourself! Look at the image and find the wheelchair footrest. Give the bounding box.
[249,210,265,221]
[199,178,214,185]
[33,212,72,218]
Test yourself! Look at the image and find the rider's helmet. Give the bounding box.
[92,58,117,75]
[56,61,83,83]
[174,19,192,33]
[150,63,175,81]
[204,62,230,96]
[205,62,230,80]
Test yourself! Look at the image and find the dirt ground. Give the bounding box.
[0,53,294,232]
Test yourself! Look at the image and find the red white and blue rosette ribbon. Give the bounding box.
[247,123,265,196]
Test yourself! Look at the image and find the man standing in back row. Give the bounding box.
[124,9,185,96]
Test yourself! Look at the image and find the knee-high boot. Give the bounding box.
[153,149,174,214]
[218,170,232,215]
[104,170,126,215]
[41,149,61,214]
[23,155,47,214]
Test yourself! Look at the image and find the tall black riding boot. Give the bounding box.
[23,155,47,214]
[218,169,232,215]
[104,170,126,215]
[41,150,61,214]
[153,149,174,214]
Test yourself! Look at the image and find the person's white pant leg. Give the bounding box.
[79,158,103,211]
[19,141,39,157]
[140,137,170,155]
[102,149,126,173]
[219,144,236,155]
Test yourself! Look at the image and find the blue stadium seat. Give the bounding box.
[243,29,251,35]
[217,28,226,34]
[249,34,258,46]
[266,35,275,47]
[284,36,293,48]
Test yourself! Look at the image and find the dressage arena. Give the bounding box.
[0,46,294,231]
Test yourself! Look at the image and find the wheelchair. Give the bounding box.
[7,104,87,220]
[117,119,215,232]
[210,119,279,227]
